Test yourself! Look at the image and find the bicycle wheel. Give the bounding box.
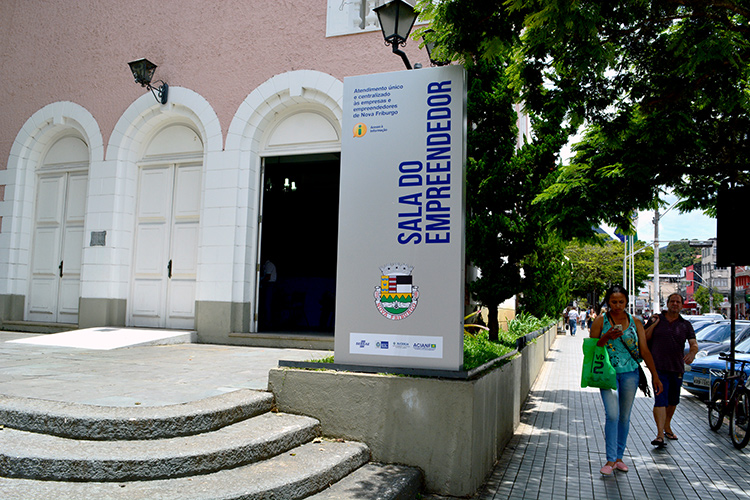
[708,381,726,431]
[730,388,750,449]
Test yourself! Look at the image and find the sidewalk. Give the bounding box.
[0,330,330,406]
[3,330,750,499]
[478,333,750,500]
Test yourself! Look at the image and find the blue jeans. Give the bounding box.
[569,319,577,335]
[600,369,639,462]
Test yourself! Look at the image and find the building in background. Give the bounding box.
[0,0,446,343]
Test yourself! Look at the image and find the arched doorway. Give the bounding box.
[255,109,341,333]
[27,136,89,324]
[129,124,203,329]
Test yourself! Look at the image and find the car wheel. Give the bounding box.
[730,388,750,449]
[708,381,725,432]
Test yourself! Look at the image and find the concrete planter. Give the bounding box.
[268,324,557,497]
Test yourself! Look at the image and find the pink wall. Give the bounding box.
[0,0,431,163]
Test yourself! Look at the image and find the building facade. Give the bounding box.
[0,0,442,343]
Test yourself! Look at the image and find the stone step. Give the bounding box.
[0,412,320,481]
[1,321,79,334]
[308,463,423,500]
[0,440,370,500]
[0,389,274,440]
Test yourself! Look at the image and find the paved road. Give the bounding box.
[479,333,750,500]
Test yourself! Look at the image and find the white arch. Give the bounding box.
[0,102,103,298]
[226,70,344,321]
[99,87,222,306]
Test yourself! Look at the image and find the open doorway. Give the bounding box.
[257,153,340,333]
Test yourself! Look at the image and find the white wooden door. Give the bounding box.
[131,164,200,329]
[27,172,87,323]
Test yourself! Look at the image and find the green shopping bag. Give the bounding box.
[581,337,617,390]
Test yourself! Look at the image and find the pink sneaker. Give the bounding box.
[600,464,613,475]
[614,461,629,472]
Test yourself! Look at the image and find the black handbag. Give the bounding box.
[619,337,651,397]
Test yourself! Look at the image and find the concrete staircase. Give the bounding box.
[0,389,422,499]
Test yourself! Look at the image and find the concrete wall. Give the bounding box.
[268,324,557,496]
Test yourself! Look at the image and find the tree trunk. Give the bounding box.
[487,302,500,341]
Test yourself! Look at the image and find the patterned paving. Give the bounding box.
[479,333,750,500]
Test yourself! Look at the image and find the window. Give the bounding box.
[327,0,381,37]
[326,0,422,37]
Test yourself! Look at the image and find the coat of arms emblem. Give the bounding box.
[374,263,419,320]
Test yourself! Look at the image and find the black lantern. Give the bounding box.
[128,58,169,105]
[373,0,418,70]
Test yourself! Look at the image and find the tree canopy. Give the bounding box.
[659,241,700,274]
[416,5,571,335]
[419,0,748,239]
[565,236,653,306]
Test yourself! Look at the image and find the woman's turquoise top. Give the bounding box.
[602,312,639,373]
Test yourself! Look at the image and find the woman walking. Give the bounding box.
[590,285,663,475]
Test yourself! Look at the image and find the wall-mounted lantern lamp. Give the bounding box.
[423,29,450,66]
[128,58,169,105]
[373,0,418,70]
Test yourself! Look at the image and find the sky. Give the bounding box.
[600,191,717,245]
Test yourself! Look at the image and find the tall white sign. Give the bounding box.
[335,65,466,370]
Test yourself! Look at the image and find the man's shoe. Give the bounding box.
[600,464,613,475]
[614,461,629,472]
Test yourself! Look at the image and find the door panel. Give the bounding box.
[174,166,201,218]
[28,173,86,324]
[130,163,200,329]
[58,225,84,320]
[138,168,172,219]
[132,280,164,325]
[131,166,172,327]
[35,176,66,224]
[57,172,87,323]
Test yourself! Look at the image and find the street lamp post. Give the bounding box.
[623,243,654,315]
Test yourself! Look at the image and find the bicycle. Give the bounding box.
[706,352,750,449]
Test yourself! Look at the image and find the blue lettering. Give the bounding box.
[398,232,422,244]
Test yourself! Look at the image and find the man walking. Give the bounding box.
[645,293,699,447]
[568,307,579,336]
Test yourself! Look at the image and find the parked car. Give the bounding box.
[681,314,722,325]
[691,320,719,334]
[683,335,750,398]
[688,321,750,358]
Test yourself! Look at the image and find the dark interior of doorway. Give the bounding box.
[259,153,340,333]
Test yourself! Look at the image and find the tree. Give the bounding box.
[518,234,571,317]
[694,286,724,314]
[417,4,570,337]
[565,237,653,306]
[659,241,700,274]
[511,0,750,236]
[420,1,748,238]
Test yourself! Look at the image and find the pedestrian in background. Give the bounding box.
[590,285,663,476]
[579,308,588,332]
[568,307,579,336]
[645,293,698,447]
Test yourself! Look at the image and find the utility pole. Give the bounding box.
[653,210,661,314]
